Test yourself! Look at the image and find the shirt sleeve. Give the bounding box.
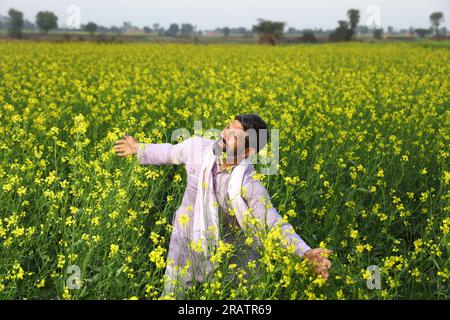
[243,176,312,257]
[136,137,193,166]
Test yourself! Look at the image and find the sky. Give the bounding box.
[0,0,449,30]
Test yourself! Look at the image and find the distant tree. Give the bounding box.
[223,27,230,37]
[143,26,152,33]
[23,19,36,30]
[252,18,285,44]
[180,23,194,37]
[236,27,250,36]
[84,22,97,35]
[347,9,360,39]
[347,9,360,29]
[373,28,383,39]
[302,31,317,43]
[8,8,24,38]
[329,9,359,42]
[96,25,108,33]
[430,12,444,35]
[110,25,121,33]
[252,19,284,37]
[36,11,58,33]
[387,26,394,34]
[329,20,352,41]
[414,28,431,38]
[357,25,370,35]
[167,23,179,36]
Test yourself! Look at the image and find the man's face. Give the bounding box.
[213,119,248,163]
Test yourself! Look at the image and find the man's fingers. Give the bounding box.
[312,258,331,274]
[314,254,326,263]
[318,258,331,270]
[315,268,328,280]
[309,254,323,265]
[316,264,327,273]
[114,145,130,156]
[314,263,329,277]
[115,140,126,145]
[319,249,333,257]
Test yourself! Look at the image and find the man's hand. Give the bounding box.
[114,134,139,157]
[303,248,333,280]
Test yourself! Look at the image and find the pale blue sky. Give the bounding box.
[1,0,448,30]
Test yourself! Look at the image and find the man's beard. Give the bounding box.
[212,138,244,164]
[212,138,226,157]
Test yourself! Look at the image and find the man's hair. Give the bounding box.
[235,113,268,153]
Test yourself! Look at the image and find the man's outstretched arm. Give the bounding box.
[114,134,191,165]
[243,176,332,279]
[243,177,311,256]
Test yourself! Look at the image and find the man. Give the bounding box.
[114,114,332,298]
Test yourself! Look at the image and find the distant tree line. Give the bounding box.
[1,7,447,43]
[0,8,256,38]
[4,9,59,37]
[251,9,446,44]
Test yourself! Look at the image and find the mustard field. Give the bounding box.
[0,42,448,299]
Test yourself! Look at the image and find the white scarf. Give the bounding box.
[162,143,252,298]
[192,144,252,257]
